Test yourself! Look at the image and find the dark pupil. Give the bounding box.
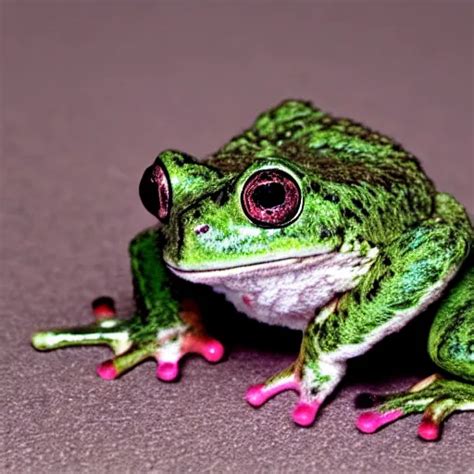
[252,182,286,209]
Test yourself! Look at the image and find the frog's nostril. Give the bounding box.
[194,224,210,235]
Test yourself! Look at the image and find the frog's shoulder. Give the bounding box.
[205,99,415,173]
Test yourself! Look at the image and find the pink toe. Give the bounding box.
[357,409,403,433]
[96,361,118,380]
[93,305,116,319]
[292,402,320,427]
[157,361,179,382]
[418,420,440,441]
[183,335,224,363]
[201,340,225,363]
[245,384,267,407]
[246,379,299,408]
[92,297,116,319]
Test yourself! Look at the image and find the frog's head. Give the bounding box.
[140,150,344,283]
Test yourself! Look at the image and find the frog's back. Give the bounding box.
[207,99,422,172]
[206,100,437,237]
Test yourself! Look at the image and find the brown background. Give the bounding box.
[2,2,473,473]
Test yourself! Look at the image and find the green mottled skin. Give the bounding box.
[32,100,473,439]
[428,262,474,381]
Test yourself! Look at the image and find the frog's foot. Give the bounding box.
[151,325,225,382]
[32,297,225,381]
[96,326,224,382]
[150,298,225,381]
[245,363,328,427]
[356,374,474,441]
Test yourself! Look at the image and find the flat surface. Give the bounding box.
[1,2,473,473]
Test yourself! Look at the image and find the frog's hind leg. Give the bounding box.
[356,375,474,441]
[357,260,474,441]
[356,374,474,441]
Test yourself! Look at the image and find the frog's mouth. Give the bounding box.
[166,251,357,285]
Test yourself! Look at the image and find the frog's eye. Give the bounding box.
[242,169,301,227]
[139,160,171,222]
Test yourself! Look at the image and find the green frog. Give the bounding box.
[32,100,473,441]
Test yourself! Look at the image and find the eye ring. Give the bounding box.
[241,169,302,228]
[139,159,172,222]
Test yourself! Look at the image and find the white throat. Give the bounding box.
[169,250,378,330]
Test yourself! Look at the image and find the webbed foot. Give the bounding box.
[356,374,474,441]
[32,297,224,381]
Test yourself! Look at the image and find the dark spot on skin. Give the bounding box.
[320,228,332,239]
[353,291,361,305]
[311,388,319,396]
[385,269,395,279]
[383,256,392,266]
[352,198,363,209]
[335,227,345,239]
[193,209,201,219]
[311,181,321,193]
[324,194,340,203]
[275,131,287,142]
[211,189,230,206]
[342,208,362,223]
[366,277,382,301]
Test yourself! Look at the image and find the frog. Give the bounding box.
[31,100,473,441]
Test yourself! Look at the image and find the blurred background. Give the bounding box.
[2,2,473,473]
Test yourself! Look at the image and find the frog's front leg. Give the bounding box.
[245,303,346,427]
[247,204,471,427]
[246,293,372,427]
[32,228,224,380]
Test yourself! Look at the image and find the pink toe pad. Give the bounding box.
[293,402,320,427]
[357,409,403,433]
[96,361,118,380]
[418,420,440,441]
[245,384,267,407]
[200,340,225,363]
[157,361,179,382]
